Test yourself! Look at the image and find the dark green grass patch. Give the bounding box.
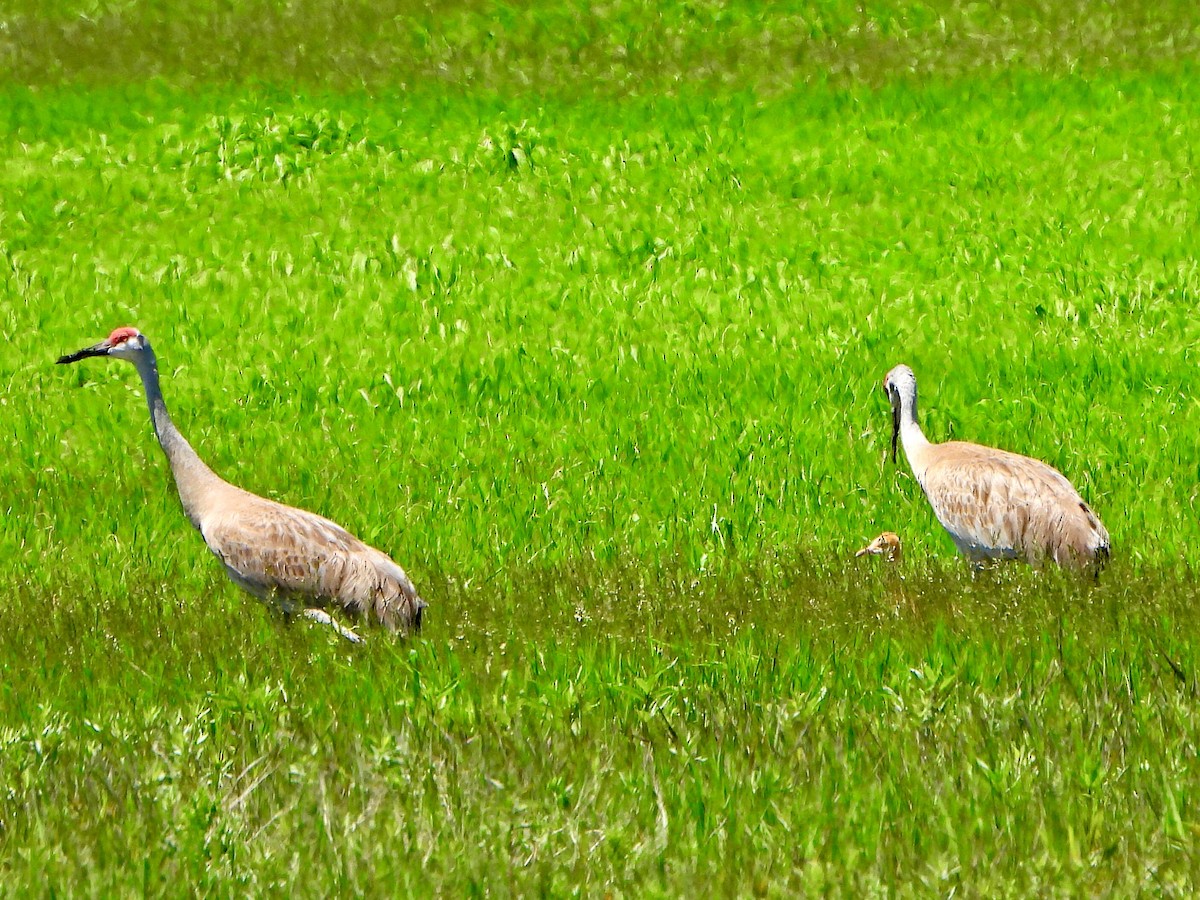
[4,0,1200,93]
[3,557,1200,894]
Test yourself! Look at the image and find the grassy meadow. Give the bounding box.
[5,0,1200,893]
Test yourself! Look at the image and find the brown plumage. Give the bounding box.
[882,364,1109,571]
[58,327,426,642]
[855,531,902,561]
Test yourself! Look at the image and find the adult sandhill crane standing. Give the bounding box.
[882,364,1110,571]
[57,326,426,643]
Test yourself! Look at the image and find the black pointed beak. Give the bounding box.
[890,397,900,464]
[56,342,110,365]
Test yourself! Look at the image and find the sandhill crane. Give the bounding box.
[855,531,902,561]
[57,326,426,642]
[882,364,1109,571]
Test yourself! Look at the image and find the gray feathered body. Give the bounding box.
[115,334,425,634]
[198,483,425,631]
[885,364,1109,572]
[914,440,1110,568]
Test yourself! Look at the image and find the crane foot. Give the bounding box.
[303,608,365,644]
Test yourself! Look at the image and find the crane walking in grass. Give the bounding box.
[57,326,426,643]
[882,364,1110,572]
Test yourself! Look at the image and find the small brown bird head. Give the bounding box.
[57,326,149,365]
[855,531,902,561]
[882,365,917,464]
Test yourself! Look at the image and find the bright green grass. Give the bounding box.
[4,1,1200,894]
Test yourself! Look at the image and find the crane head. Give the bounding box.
[57,327,148,365]
[882,364,916,464]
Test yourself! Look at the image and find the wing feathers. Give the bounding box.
[200,494,424,632]
[919,442,1109,568]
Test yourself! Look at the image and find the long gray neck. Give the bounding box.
[898,384,929,444]
[133,345,224,527]
[896,381,933,481]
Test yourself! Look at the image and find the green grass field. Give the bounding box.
[5,1,1200,894]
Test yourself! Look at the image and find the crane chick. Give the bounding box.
[855,531,902,562]
[883,364,1109,571]
[58,326,426,642]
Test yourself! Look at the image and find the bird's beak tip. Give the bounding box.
[56,343,108,365]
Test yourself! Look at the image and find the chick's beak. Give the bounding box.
[56,340,110,365]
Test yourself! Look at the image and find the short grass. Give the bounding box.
[4,1,1200,894]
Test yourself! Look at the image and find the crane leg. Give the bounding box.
[303,608,365,644]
